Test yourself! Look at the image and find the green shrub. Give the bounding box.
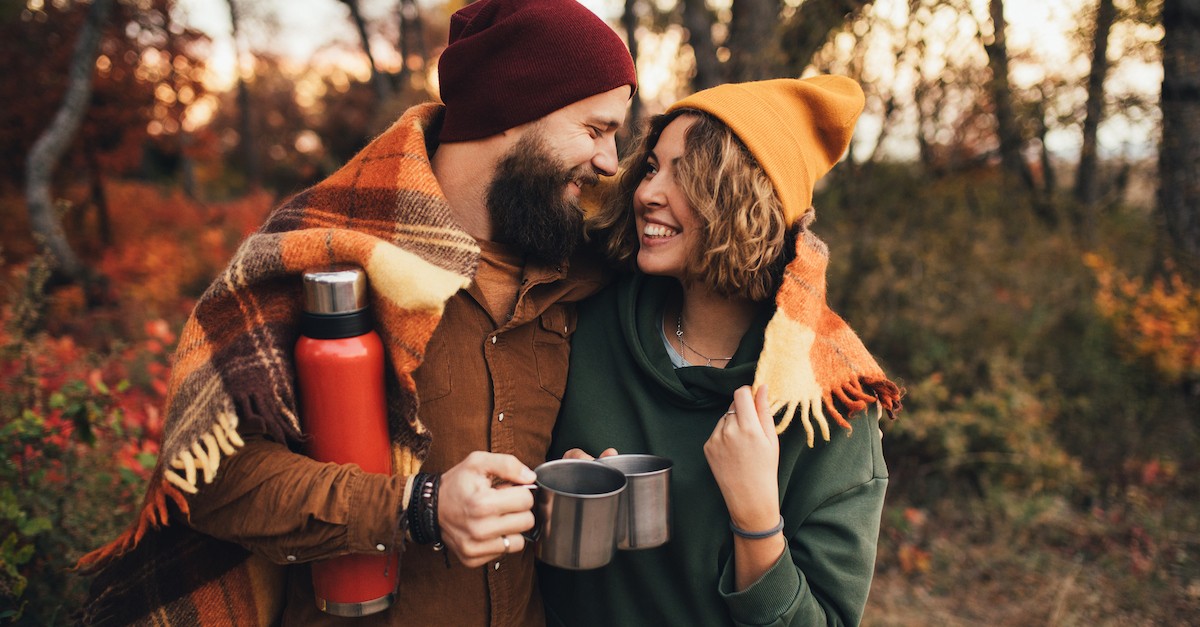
[815,164,1198,501]
[0,262,164,624]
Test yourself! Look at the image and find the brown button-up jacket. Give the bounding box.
[187,247,606,626]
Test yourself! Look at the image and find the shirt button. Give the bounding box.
[286,555,297,562]
[376,543,386,552]
[494,561,501,570]
[490,336,497,345]
[498,412,505,422]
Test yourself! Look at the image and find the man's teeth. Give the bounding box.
[644,224,679,238]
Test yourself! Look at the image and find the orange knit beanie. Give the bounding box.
[666,76,865,226]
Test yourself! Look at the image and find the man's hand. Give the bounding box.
[438,451,537,568]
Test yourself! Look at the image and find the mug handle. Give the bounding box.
[518,483,540,542]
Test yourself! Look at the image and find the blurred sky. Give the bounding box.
[176,0,1089,86]
[173,0,1161,159]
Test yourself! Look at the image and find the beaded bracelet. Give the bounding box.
[421,474,442,546]
[404,472,451,567]
[729,515,785,539]
[406,472,432,544]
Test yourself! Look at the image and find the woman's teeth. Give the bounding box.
[644,224,678,238]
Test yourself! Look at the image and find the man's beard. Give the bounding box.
[486,130,597,265]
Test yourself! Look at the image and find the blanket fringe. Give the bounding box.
[75,412,245,573]
[777,376,904,448]
[75,478,191,574]
[864,377,904,420]
[163,412,244,494]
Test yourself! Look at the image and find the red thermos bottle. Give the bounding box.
[295,266,398,617]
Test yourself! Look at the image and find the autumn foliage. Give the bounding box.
[0,182,271,621]
[1085,253,1200,384]
[2,0,1199,621]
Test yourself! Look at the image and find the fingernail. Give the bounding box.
[521,469,536,483]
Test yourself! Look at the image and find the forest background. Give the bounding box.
[2,0,1199,623]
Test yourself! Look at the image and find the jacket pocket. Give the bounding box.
[533,306,577,400]
[413,332,452,403]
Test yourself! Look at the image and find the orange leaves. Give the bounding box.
[897,544,933,575]
[896,507,933,575]
[89,181,272,315]
[1085,253,1200,383]
[880,506,934,576]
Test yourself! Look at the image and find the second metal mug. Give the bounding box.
[527,459,627,570]
[598,454,673,550]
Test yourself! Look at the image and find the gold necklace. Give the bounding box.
[675,312,735,367]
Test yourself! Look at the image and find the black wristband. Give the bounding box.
[407,473,433,545]
[421,474,441,546]
[424,475,439,538]
[729,516,785,539]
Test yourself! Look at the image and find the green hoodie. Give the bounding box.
[539,274,887,627]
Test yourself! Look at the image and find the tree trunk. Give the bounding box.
[681,0,721,90]
[913,80,937,172]
[1035,97,1056,201]
[1158,0,1200,275]
[84,143,112,247]
[24,0,114,282]
[398,0,427,86]
[779,0,872,75]
[226,0,260,189]
[342,0,390,102]
[984,0,1039,203]
[165,6,198,199]
[1075,0,1116,216]
[864,91,898,169]
[622,0,643,130]
[728,0,780,81]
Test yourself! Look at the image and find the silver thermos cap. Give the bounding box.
[302,266,368,315]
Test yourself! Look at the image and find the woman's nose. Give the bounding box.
[636,177,666,208]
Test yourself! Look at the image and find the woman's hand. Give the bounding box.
[561,447,619,461]
[704,384,781,533]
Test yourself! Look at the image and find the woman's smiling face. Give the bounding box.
[633,115,702,281]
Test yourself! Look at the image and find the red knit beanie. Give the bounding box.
[438,0,637,142]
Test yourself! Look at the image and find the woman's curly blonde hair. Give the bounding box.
[588,110,805,302]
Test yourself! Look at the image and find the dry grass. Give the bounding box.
[864,491,1200,626]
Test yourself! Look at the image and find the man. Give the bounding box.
[78,0,635,624]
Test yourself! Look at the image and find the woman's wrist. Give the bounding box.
[727,501,781,535]
[730,515,784,540]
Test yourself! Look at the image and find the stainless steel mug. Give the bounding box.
[528,459,627,570]
[599,454,673,550]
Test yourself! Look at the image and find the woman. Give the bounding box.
[538,76,903,626]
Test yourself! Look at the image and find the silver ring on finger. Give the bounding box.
[724,409,737,415]
[501,534,511,553]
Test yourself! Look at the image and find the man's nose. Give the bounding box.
[592,135,619,177]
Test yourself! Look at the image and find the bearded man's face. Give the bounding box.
[486,129,599,265]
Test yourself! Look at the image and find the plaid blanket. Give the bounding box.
[76,102,477,625]
[754,229,903,446]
